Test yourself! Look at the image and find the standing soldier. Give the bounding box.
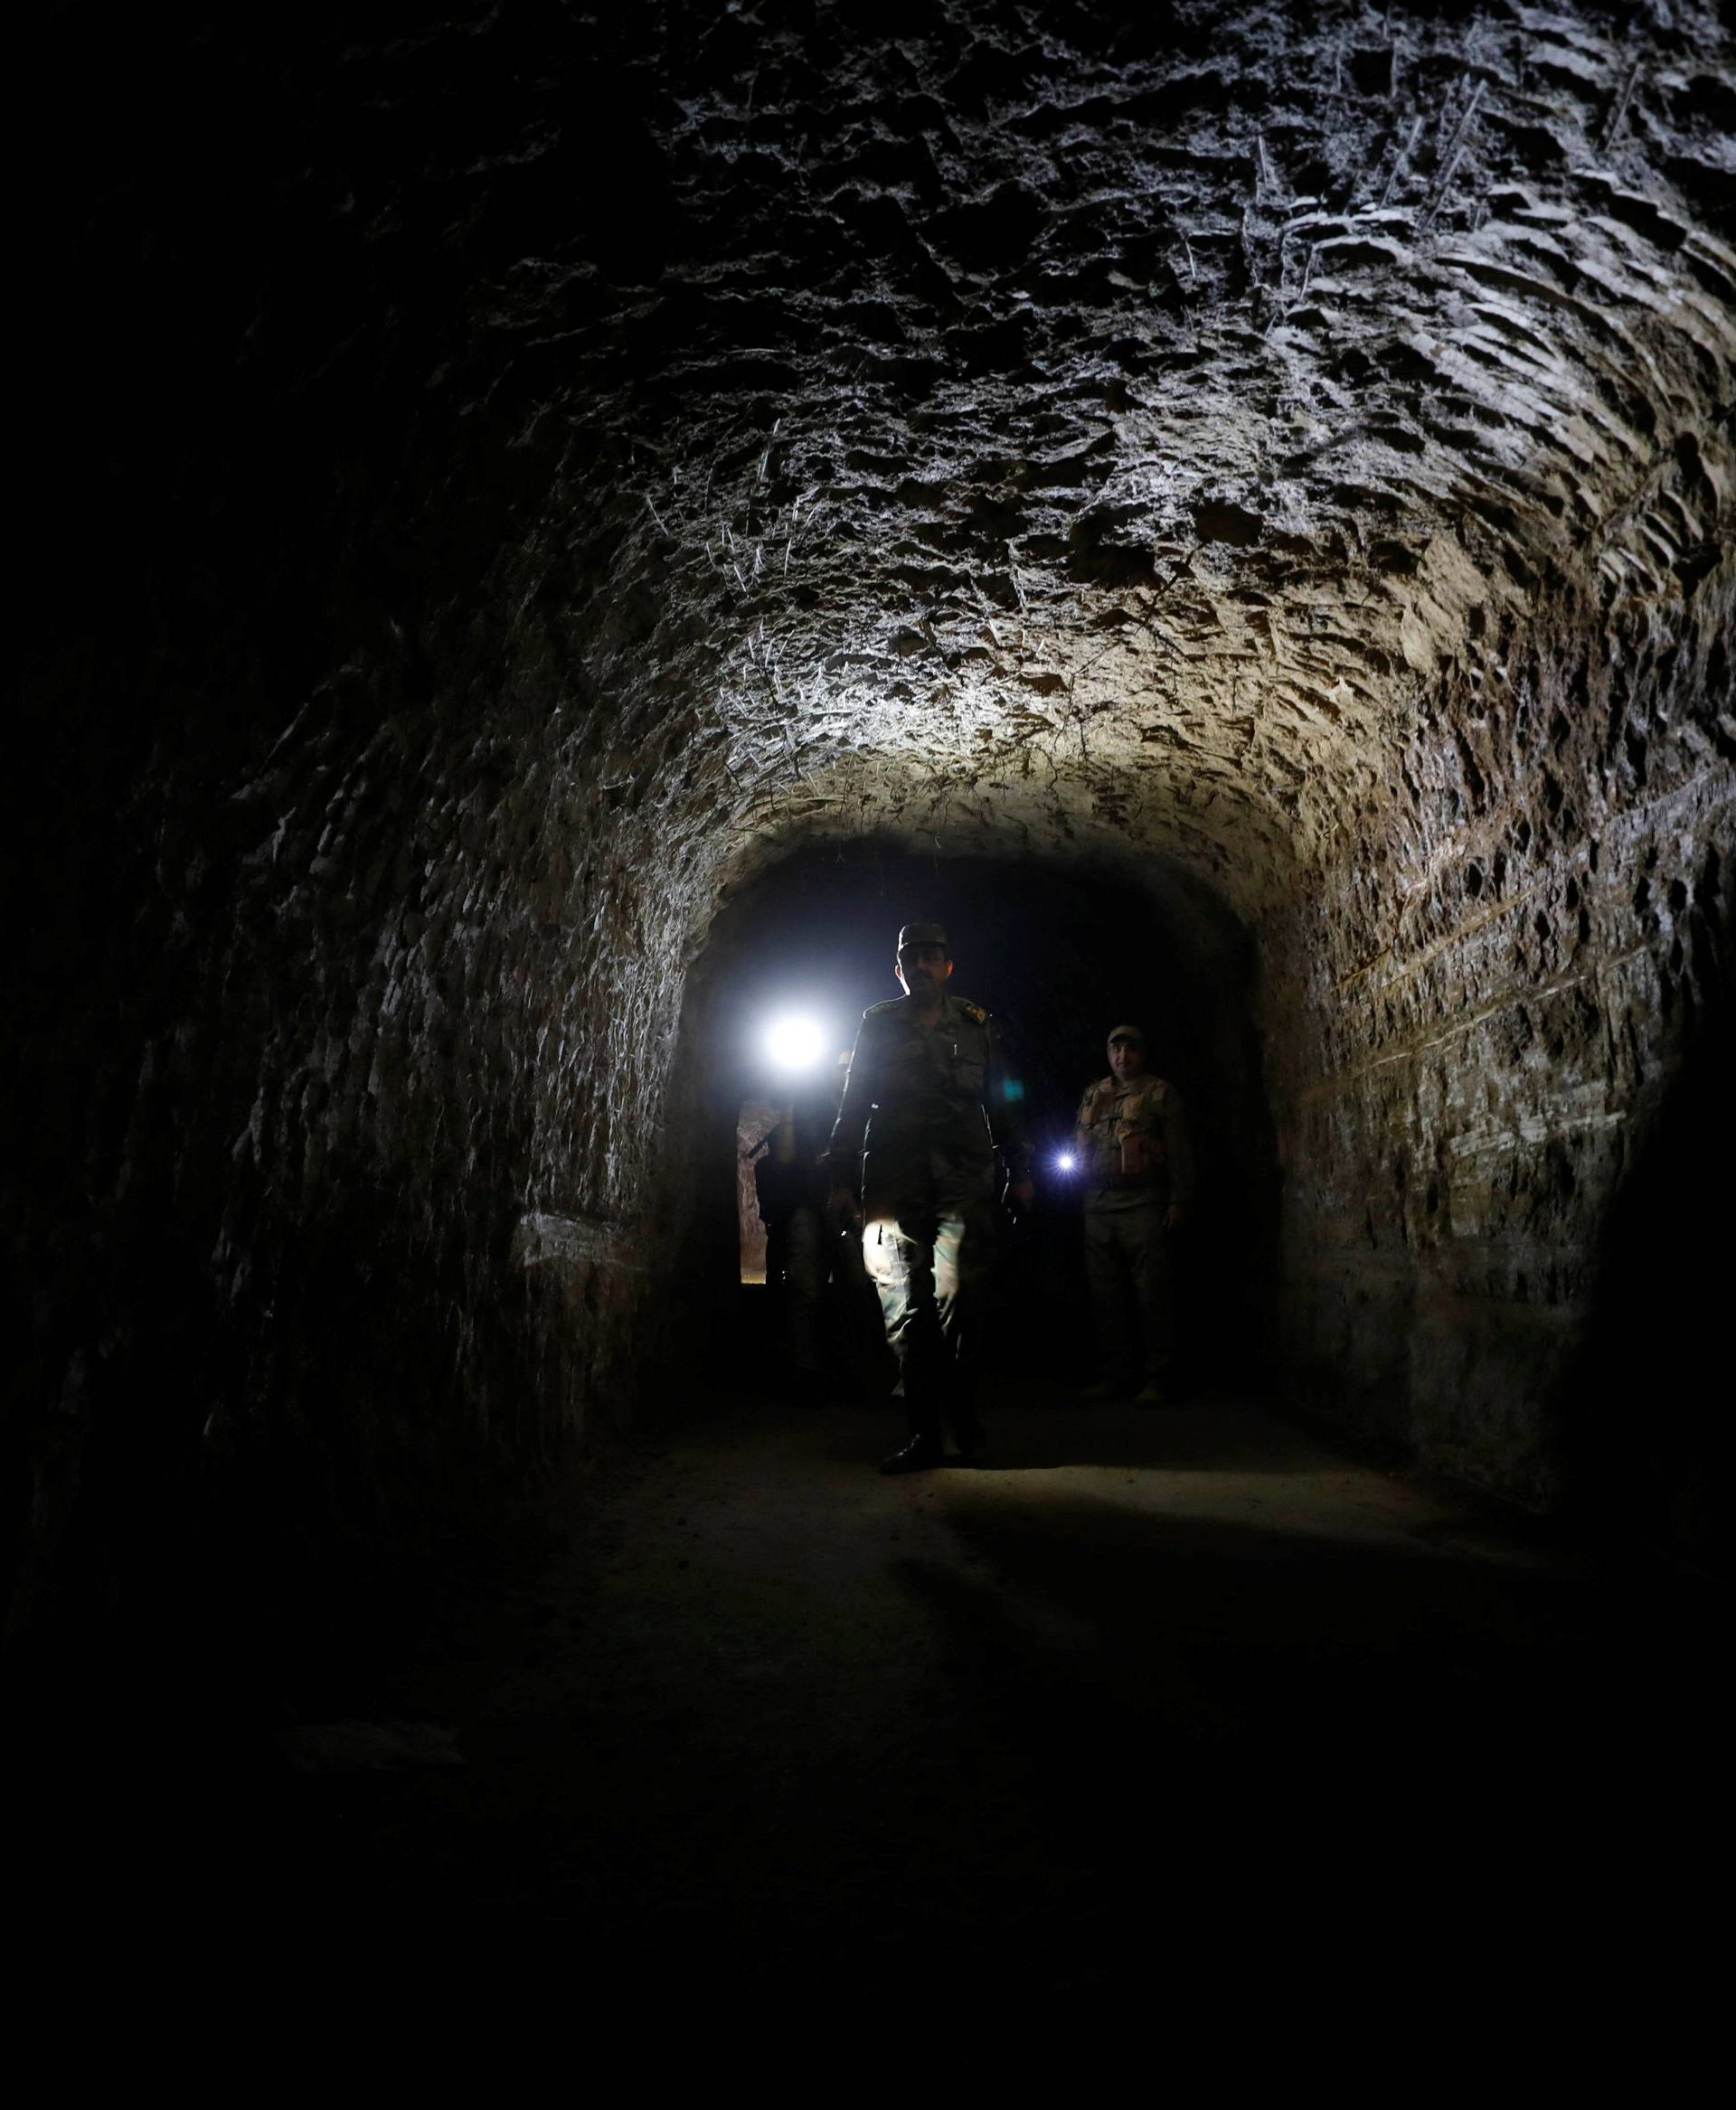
[827,921,1033,1473]
[1073,1023,1195,1407]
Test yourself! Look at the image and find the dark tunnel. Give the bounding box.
[673,838,1280,1389]
[8,0,1733,2018]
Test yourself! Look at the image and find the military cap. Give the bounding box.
[1107,1022,1146,1045]
[897,920,950,954]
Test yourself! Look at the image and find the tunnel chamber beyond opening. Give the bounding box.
[676,838,1282,1397]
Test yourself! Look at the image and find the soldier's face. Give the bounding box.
[1109,1037,1146,1081]
[896,944,952,999]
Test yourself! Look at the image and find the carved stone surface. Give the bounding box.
[8,2,1733,1628]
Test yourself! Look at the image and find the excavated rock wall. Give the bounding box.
[1269,569,1733,1512]
[9,2,1735,1631]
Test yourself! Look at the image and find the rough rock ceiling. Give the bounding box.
[318,0,1736,906]
[9,3,1733,1621]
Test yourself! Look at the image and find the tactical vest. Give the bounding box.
[836,994,1010,1210]
[1075,1074,1170,1189]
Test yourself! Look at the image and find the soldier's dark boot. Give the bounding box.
[879,1431,945,1474]
[881,1381,944,1474]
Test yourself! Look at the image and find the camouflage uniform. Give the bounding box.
[830,991,1030,1449]
[1073,1065,1195,1390]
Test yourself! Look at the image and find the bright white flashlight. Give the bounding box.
[1055,1152,1078,1173]
[766,1014,826,1073]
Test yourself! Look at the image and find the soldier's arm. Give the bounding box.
[1165,1083,1198,1213]
[826,1013,880,1190]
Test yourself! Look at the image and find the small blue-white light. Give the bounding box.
[1054,1151,1078,1173]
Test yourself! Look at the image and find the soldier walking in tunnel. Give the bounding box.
[1073,1024,1196,1407]
[828,921,1033,1473]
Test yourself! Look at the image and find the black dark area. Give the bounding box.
[681,837,1282,1392]
[12,1399,1722,2011]
[1557,885,1732,1574]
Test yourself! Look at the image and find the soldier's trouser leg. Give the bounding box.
[782,1204,828,1380]
[835,1220,895,1396]
[1084,1203,1135,1387]
[864,1218,945,1443]
[931,1203,994,1450]
[1119,1199,1175,1381]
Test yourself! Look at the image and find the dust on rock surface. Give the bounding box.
[220,1384,1714,1982]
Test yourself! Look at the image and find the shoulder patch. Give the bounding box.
[956,1000,989,1024]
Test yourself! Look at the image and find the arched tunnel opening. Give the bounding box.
[9,0,1734,2005]
[675,836,1279,1394]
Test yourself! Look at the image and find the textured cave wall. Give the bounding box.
[9,1,1736,1634]
[1269,572,1732,1522]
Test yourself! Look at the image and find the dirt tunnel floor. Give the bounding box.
[25,1384,1724,1997]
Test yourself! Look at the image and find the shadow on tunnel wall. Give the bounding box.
[6,15,624,1664]
[671,836,1284,1399]
[0,1146,571,1699]
[1553,892,1733,1576]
